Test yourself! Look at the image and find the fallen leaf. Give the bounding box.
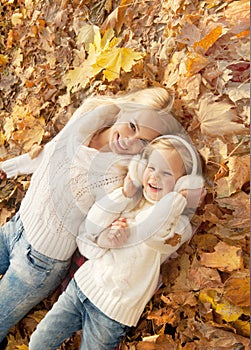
[215,154,250,197]
[193,27,223,53]
[224,272,250,307]
[200,241,243,272]
[196,93,246,136]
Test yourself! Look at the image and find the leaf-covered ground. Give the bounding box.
[0,0,250,349]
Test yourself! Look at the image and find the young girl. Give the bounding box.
[0,87,183,343]
[29,134,204,350]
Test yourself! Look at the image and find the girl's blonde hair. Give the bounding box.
[143,135,201,176]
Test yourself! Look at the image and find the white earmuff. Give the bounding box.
[128,155,147,187]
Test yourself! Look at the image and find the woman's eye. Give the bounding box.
[164,172,172,176]
[140,139,148,146]
[129,122,136,132]
[148,166,154,171]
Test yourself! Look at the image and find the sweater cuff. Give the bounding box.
[1,158,20,178]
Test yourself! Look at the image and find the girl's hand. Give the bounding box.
[122,173,139,198]
[179,187,207,208]
[97,218,130,248]
[0,169,7,182]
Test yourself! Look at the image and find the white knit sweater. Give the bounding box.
[75,189,192,327]
[0,104,131,260]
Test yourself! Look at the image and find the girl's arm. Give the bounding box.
[76,186,140,258]
[117,191,188,249]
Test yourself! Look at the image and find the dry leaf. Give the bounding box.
[224,272,250,307]
[200,241,243,272]
[196,94,245,135]
[215,154,250,197]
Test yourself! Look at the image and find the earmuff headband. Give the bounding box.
[153,135,198,175]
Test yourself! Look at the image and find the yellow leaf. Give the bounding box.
[0,131,6,145]
[93,47,144,81]
[199,289,218,309]
[3,117,14,140]
[11,12,23,26]
[232,319,250,337]
[0,54,8,66]
[199,290,245,323]
[193,27,223,52]
[16,346,28,350]
[215,298,243,322]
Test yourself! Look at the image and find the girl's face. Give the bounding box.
[143,148,185,201]
[108,109,165,155]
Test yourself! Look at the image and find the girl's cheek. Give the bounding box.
[142,170,149,187]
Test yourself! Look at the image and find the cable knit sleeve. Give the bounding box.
[144,213,192,254]
[0,150,46,178]
[119,192,188,248]
[76,187,139,259]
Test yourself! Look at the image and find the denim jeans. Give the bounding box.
[29,278,130,350]
[0,212,70,341]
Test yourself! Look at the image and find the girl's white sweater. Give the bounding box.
[75,188,192,327]
[0,104,131,260]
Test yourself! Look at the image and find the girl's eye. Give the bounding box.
[148,166,154,171]
[164,171,172,176]
[129,122,136,132]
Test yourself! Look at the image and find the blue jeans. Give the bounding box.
[29,279,130,350]
[0,212,70,341]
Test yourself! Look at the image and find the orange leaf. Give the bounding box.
[224,272,250,307]
[193,27,222,53]
[6,29,14,50]
[185,52,208,76]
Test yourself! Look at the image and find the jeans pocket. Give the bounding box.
[26,246,52,273]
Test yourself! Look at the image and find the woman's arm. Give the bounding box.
[0,150,46,178]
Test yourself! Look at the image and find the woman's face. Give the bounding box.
[108,109,165,155]
[143,148,185,202]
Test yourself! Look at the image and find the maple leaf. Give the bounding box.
[64,28,144,91]
[93,47,144,81]
[196,93,246,136]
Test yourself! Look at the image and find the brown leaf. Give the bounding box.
[215,155,250,198]
[224,271,250,307]
[200,241,243,272]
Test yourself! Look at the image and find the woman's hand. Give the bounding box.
[97,218,130,248]
[0,169,7,182]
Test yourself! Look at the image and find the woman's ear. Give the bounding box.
[174,175,204,193]
[128,155,147,187]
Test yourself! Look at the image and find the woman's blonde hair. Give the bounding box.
[79,87,174,113]
[76,87,182,135]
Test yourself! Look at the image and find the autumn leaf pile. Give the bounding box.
[0,0,250,349]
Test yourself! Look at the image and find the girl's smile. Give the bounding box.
[143,148,185,202]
